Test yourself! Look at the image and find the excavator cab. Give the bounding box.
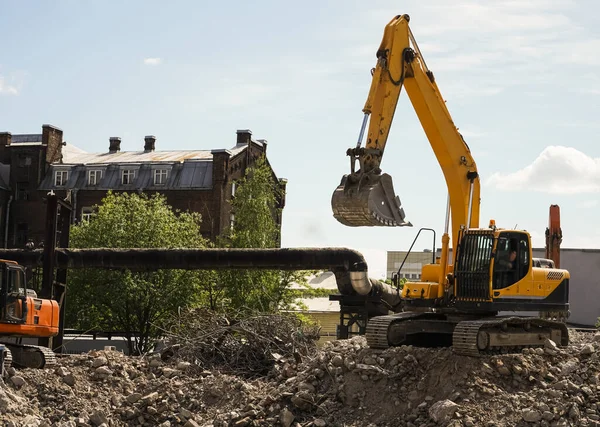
[1,263,27,324]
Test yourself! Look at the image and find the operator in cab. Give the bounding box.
[498,249,517,270]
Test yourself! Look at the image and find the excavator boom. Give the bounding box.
[331,14,480,248]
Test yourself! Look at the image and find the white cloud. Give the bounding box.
[487,146,600,193]
[415,2,572,36]
[563,232,600,249]
[341,1,600,102]
[561,40,600,66]
[579,200,599,209]
[0,74,18,95]
[143,57,162,66]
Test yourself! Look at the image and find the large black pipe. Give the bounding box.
[0,247,365,271]
[0,247,402,308]
[0,247,365,293]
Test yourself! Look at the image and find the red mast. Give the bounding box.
[545,204,562,268]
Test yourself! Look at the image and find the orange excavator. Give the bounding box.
[0,259,59,371]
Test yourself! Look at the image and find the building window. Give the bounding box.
[16,182,29,201]
[18,155,32,167]
[15,223,28,246]
[81,207,95,222]
[88,170,103,186]
[154,169,168,185]
[55,170,69,186]
[122,169,136,185]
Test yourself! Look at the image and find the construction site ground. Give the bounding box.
[1,329,599,427]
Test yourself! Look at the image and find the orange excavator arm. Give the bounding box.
[545,204,562,268]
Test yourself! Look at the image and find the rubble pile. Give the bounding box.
[160,309,321,377]
[0,329,599,427]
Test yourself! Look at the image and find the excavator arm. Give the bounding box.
[331,14,480,248]
[545,204,562,268]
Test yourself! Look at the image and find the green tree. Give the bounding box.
[217,156,308,312]
[66,191,209,354]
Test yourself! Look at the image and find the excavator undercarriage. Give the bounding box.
[365,312,569,356]
[1,342,57,369]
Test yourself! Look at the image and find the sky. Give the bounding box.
[1,0,599,280]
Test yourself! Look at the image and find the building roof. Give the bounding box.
[38,140,261,191]
[61,143,249,165]
[39,161,215,191]
[297,297,339,313]
[11,134,42,144]
[288,272,340,312]
[288,271,339,290]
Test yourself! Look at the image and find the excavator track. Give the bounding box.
[365,312,440,349]
[452,317,569,357]
[452,319,496,357]
[1,342,57,369]
[366,315,399,349]
[365,314,569,357]
[1,346,12,374]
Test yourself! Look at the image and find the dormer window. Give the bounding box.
[122,169,136,185]
[153,169,168,185]
[88,170,103,186]
[55,170,69,186]
[18,155,32,167]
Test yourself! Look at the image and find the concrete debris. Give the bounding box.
[0,329,598,426]
[428,399,458,423]
[279,408,294,427]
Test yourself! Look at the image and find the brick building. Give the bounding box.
[0,124,286,248]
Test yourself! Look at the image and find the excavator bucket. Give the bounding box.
[331,172,413,227]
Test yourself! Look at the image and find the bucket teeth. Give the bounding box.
[331,172,412,227]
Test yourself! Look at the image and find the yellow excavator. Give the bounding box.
[331,14,570,355]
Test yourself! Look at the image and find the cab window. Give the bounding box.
[2,266,26,322]
[493,232,530,289]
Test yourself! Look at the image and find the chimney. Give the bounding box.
[42,124,64,163]
[257,138,268,153]
[0,132,11,164]
[109,137,121,153]
[0,132,11,148]
[144,135,156,153]
[144,135,156,152]
[236,129,252,145]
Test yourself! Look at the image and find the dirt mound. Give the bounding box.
[0,330,599,426]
